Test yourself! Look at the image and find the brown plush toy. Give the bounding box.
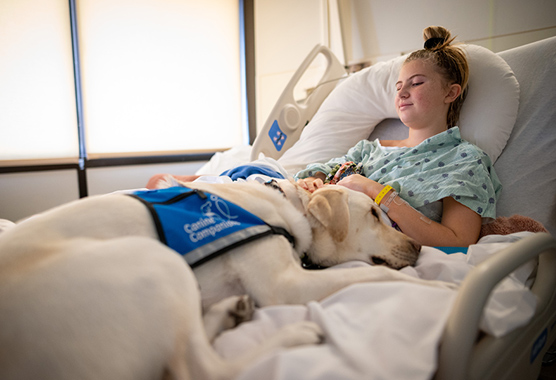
[480,214,548,239]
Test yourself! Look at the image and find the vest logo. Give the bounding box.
[184,195,241,243]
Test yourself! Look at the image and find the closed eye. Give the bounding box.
[370,207,380,220]
[412,82,423,87]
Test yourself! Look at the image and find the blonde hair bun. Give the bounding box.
[423,26,455,50]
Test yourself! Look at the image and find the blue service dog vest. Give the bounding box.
[129,186,294,268]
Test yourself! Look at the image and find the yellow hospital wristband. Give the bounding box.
[374,185,393,206]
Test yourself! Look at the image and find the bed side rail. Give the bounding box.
[250,44,346,161]
[436,232,556,380]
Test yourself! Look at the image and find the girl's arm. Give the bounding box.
[337,174,481,247]
[388,195,481,247]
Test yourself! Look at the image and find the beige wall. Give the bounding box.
[338,0,556,64]
[253,0,556,132]
[0,161,205,222]
[253,0,329,133]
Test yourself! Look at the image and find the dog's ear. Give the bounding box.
[307,189,350,242]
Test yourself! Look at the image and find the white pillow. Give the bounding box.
[278,44,519,175]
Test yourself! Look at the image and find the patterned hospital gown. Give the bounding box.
[295,127,502,222]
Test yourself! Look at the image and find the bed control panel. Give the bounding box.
[268,120,287,151]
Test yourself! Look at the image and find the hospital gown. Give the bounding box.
[295,127,502,222]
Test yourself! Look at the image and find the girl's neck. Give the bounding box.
[383,123,448,148]
[405,120,449,146]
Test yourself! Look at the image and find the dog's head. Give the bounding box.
[305,186,420,270]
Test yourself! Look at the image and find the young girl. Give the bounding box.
[296,26,502,247]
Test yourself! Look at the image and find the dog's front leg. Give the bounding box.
[233,237,455,306]
[277,265,457,305]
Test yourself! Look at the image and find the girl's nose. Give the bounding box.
[397,88,408,99]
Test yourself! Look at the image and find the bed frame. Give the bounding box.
[251,36,556,380]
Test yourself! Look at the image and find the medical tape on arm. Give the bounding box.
[379,189,398,213]
[391,193,432,224]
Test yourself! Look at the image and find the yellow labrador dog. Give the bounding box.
[0,179,442,380]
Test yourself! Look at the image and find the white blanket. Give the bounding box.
[213,234,536,380]
[196,149,537,379]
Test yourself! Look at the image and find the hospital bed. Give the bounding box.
[201,36,556,379]
[1,37,553,380]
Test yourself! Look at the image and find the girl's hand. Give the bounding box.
[337,174,381,199]
[297,177,324,193]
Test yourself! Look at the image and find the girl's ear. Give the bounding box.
[445,83,462,104]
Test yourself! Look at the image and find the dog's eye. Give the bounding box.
[370,207,380,220]
[371,256,387,266]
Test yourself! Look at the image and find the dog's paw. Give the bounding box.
[229,295,255,325]
[271,321,325,347]
[204,295,256,341]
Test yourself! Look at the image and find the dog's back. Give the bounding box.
[0,195,157,274]
[1,240,198,379]
[0,182,325,380]
[0,194,172,379]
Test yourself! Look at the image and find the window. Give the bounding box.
[0,0,78,161]
[79,0,243,156]
[0,0,244,163]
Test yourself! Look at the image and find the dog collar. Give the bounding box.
[263,179,286,196]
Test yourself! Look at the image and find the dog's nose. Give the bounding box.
[410,240,422,253]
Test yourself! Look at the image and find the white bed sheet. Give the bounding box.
[213,233,536,380]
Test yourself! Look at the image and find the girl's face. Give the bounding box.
[395,59,453,130]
